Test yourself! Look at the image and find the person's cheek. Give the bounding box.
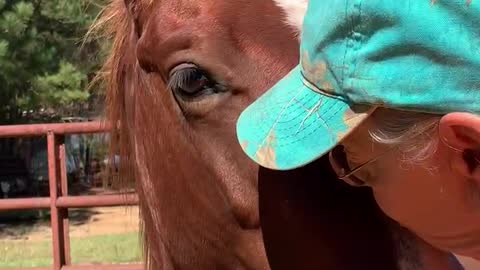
[372,186,401,221]
[370,169,416,226]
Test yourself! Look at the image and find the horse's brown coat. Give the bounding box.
[96,0,299,269]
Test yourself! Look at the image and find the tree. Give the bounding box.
[0,0,106,124]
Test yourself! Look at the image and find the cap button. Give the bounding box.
[352,32,362,42]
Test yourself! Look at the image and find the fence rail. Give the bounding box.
[0,122,110,137]
[0,121,142,270]
[0,194,138,211]
[7,265,143,270]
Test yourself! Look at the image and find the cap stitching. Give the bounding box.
[273,110,367,150]
[254,92,338,138]
[257,84,318,127]
[276,99,341,135]
[257,101,345,149]
[348,0,363,98]
[251,83,310,155]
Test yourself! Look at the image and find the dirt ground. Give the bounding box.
[0,206,139,241]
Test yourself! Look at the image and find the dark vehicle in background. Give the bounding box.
[0,118,110,199]
[0,156,31,198]
[28,142,82,196]
[0,138,78,198]
[0,136,108,198]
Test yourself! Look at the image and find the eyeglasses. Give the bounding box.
[328,145,395,187]
[328,137,480,187]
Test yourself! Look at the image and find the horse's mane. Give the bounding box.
[89,1,244,269]
[88,0,153,267]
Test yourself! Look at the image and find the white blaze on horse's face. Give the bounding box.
[273,0,308,36]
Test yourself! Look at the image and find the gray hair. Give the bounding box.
[369,108,441,165]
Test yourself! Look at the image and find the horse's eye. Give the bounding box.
[168,63,225,100]
[167,63,229,116]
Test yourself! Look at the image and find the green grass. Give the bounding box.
[0,232,142,268]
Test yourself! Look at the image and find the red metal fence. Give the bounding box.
[0,122,143,270]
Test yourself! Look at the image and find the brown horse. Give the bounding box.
[93,0,469,269]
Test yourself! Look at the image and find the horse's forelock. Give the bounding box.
[89,0,156,267]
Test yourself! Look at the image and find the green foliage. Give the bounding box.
[34,62,89,106]
[0,0,106,124]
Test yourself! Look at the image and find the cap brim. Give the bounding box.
[236,65,375,171]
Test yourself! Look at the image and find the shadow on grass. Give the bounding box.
[0,182,123,239]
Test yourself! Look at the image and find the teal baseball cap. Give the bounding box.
[236,0,480,170]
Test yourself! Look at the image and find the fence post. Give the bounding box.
[47,131,68,270]
[59,139,71,265]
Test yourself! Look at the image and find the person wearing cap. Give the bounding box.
[237,0,480,262]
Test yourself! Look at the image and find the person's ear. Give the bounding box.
[439,112,480,183]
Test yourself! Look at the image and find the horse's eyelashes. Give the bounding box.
[174,69,208,94]
[167,64,228,115]
[168,65,218,99]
